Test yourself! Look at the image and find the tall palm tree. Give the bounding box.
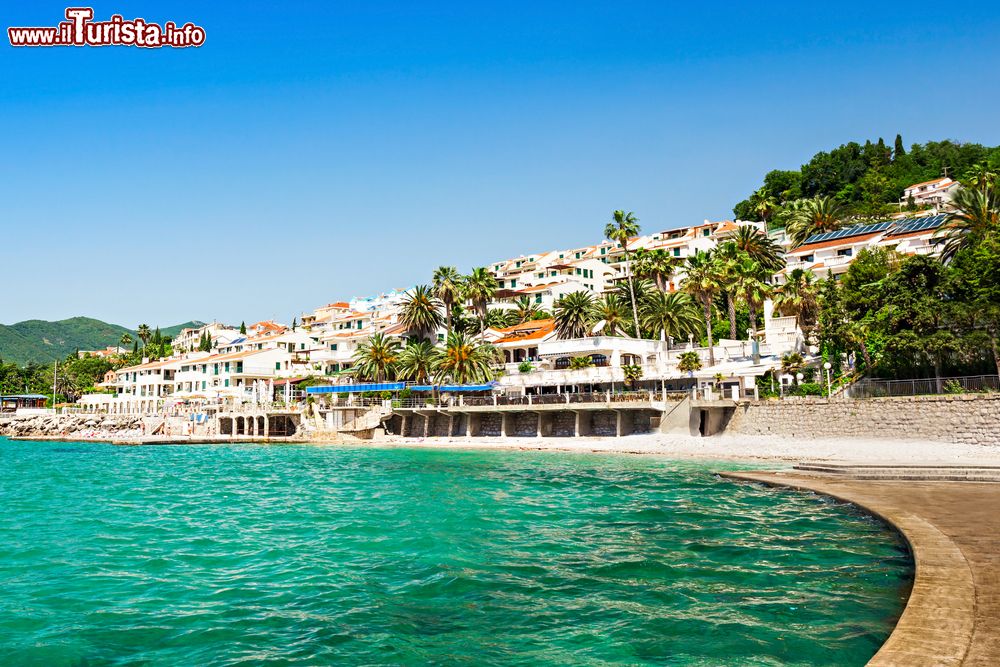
[786,196,847,248]
[639,291,701,346]
[713,244,742,339]
[464,267,497,334]
[511,295,541,324]
[938,184,1000,261]
[592,294,628,336]
[962,163,998,192]
[730,256,773,336]
[729,225,785,272]
[400,285,444,341]
[553,291,596,339]
[397,340,437,383]
[119,333,133,351]
[682,250,721,366]
[774,268,819,332]
[351,332,401,381]
[433,332,501,384]
[749,188,779,227]
[632,248,678,292]
[136,324,151,348]
[432,266,464,335]
[604,210,642,336]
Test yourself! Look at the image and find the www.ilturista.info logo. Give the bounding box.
[8,8,205,48]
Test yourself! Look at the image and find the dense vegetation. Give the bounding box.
[0,317,203,365]
[733,137,1000,222]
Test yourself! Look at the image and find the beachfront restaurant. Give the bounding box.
[1,394,48,414]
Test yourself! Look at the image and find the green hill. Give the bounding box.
[0,318,206,366]
[161,321,205,338]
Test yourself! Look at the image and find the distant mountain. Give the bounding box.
[0,318,206,366]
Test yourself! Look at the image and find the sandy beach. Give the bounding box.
[364,433,1000,465]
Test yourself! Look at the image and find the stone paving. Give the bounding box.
[721,471,1000,666]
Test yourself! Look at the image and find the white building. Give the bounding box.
[902,177,960,210]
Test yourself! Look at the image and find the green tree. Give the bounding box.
[639,291,701,346]
[682,250,721,366]
[553,291,596,339]
[631,248,677,292]
[604,210,642,337]
[119,333,133,350]
[240,321,247,334]
[511,295,542,324]
[774,268,820,334]
[592,294,628,336]
[351,333,401,381]
[677,351,702,374]
[622,364,643,389]
[938,183,1000,261]
[433,332,501,384]
[432,266,464,335]
[397,340,437,383]
[136,324,151,348]
[401,285,444,341]
[464,267,498,334]
[786,196,848,248]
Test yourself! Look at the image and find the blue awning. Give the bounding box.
[307,382,405,394]
[411,383,497,392]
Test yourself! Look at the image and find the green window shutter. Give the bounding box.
[275,362,280,370]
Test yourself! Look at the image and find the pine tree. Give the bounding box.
[894,134,905,158]
[292,317,297,331]
[240,321,247,334]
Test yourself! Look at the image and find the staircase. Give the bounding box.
[339,404,392,433]
[794,462,1000,482]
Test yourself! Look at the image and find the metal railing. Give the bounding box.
[386,391,657,410]
[848,374,1000,398]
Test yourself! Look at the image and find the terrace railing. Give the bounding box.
[847,374,1000,399]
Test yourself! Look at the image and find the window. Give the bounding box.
[498,280,505,288]
[803,254,814,262]
[673,248,680,256]
[213,364,219,375]
[510,279,517,288]
[275,362,281,370]
[575,268,581,275]
[225,362,230,372]
[224,380,230,387]
[600,247,606,255]
[236,362,243,373]
[703,228,711,236]
[837,248,853,257]
[330,343,338,351]
[535,295,542,304]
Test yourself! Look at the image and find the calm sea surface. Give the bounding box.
[0,438,911,666]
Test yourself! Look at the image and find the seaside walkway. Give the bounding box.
[721,470,1000,666]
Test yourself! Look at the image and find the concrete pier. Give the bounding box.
[721,470,1000,666]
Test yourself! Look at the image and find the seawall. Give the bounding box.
[725,394,1000,446]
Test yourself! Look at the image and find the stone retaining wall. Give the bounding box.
[725,394,1000,445]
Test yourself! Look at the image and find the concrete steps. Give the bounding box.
[794,462,1000,482]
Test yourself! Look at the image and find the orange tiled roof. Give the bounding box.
[906,177,951,190]
[494,319,556,344]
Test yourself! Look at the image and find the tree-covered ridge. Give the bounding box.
[733,137,1000,221]
[0,317,205,366]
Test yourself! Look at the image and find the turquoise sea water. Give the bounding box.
[0,438,911,666]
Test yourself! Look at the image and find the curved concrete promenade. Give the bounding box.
[721,470,999,666]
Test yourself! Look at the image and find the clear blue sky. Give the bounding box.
[3,1,999,328]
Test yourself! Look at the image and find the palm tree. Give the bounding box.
[774,268,819,332]
[397,340,437,383]
[749,188,779,227]
[729,225,785,272]
[464,267,497,334]
[682,250,722,366]
[119,333,133,351]
[511,295,541,324]
[632,248,677,292]
[713,244,742,339]
[730,256,773,336]
[432,266,464,335]
[483,308,516,331]
[938,184,1000,261]
[622,364,643,389]
[553,291,596,339]
[592,294,628,336]
[433,332,501,384]
[677,351,702,374]
[786,196,847,248]
[639,291,701,346]
[400,285,444,341]
[604,210,642,336]
[351,333,401,381]
[963,163,998,192]
[136,324,151,348]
